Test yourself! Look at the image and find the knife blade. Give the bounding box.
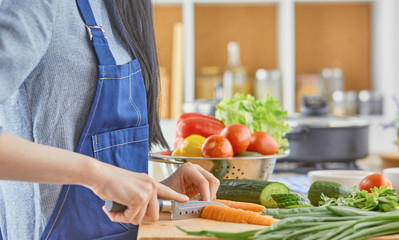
[105,199,225,220]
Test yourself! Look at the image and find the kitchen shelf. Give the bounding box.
[152,0,399,118]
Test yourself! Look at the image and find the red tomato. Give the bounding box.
[358,173,393,193]
[247,131,278,155]
[201,135,234,158]
[220,123,251,155]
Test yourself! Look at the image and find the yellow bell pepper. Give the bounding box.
[172,134,206,157]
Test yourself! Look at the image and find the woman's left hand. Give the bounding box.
[159,163,220,201]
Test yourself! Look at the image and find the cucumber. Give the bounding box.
[271,193,311,208]
[307,181,350,206]
[216,179,290,208]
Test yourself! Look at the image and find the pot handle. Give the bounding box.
[285,126,310,140]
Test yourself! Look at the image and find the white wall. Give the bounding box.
[369,0,399,153]
[372,0,399,119]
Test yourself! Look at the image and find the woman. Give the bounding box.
[0,0,219,239]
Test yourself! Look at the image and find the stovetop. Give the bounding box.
[274,160,361,174]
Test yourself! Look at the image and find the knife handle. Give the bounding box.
[104,200,127,212]
[105,199,168,212]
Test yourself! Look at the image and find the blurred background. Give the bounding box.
[150,0,399,159]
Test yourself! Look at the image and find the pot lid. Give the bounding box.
[286,114,369,128]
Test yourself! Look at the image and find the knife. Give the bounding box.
[105,199,225,220]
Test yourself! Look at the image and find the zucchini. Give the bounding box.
[216,179,290,208]
[271,193,311,208]
[307,181,350,206]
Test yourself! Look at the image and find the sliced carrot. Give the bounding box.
[219,206,230,222]
[201,204,213,219]
[201,204,276,226]
[215,199,266,212]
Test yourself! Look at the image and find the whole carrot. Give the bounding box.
[215,199,265,212]
[201,204,276,226]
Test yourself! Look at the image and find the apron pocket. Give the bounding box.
[92,124,149,173]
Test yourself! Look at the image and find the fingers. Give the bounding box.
[103,205,141,224]
[181,163,219,201]
[161,162,220,202]
[103,194,151,225]
[157,182,189,202]
[194,165,220,201]
[143,189,160,222]
[101,172,160,225]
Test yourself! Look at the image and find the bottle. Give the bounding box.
[222,42,250,98]
[254,69,281,101]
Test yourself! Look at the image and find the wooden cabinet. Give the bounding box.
[152,0,397,117]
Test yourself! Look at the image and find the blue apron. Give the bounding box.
[40,0,149,239]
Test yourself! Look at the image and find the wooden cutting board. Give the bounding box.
[138,216,264,240]
[138,213,399,240]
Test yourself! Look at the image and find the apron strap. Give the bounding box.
[76,0,116,65]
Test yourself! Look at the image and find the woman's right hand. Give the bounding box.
[0,132,190,225]
[87,162,188,225]
[0,132,191,225]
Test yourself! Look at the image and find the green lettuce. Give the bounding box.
[215,93,290,149]
[321,185,399,212]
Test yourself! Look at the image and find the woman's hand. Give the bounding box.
[159,162,220,201]
[0,132,193,225]
[88,163,188,225]
[0,132,191,225]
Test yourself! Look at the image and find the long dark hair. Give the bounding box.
[106,0,169,150]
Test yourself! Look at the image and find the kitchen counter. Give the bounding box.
[138,215,399,240]
[143,154,399,240]
[143,118,399,239]
[138,213,264,240]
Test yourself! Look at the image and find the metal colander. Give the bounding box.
[149,151,289,180]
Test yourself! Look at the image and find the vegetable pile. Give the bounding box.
[180,206,399,240]
[310,173,399,212]
[172,93,290,158]
[172,112,280,158]
[178,173,399,239]
[215,93,290,150]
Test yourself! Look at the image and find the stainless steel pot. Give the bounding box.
[284,115,369,162]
